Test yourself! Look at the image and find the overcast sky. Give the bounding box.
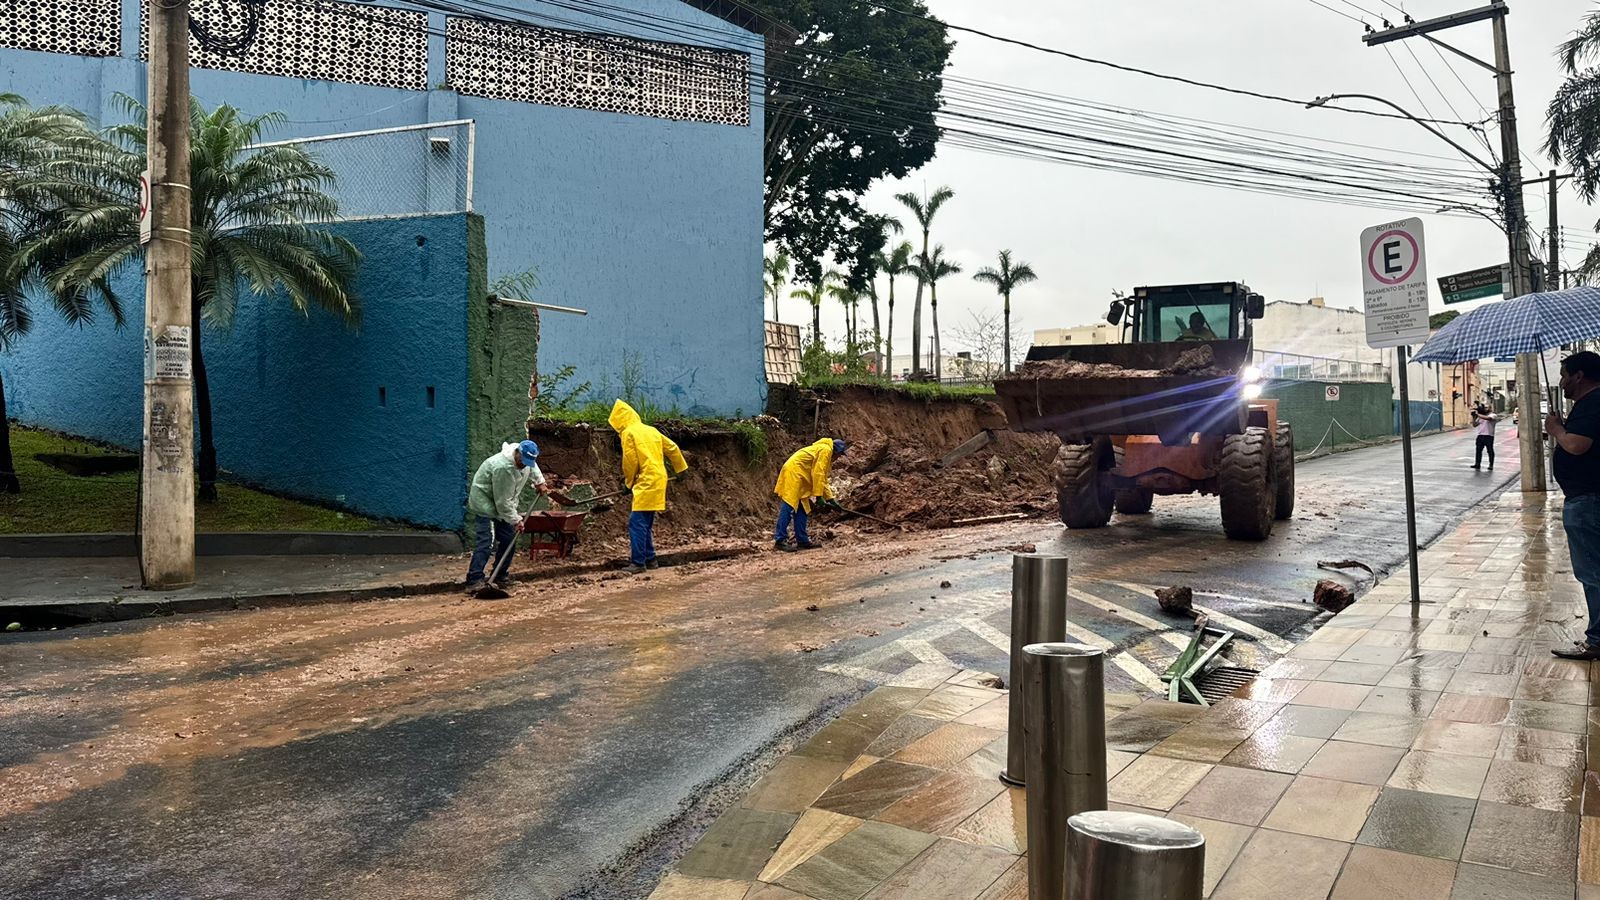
[778,0,1596,362]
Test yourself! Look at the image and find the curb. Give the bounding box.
[0,544,760,626]
[0,531,462,558]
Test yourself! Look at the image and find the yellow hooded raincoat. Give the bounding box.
[609,400,688,512]
[774,438,837,514]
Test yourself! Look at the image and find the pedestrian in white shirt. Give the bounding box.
[1471,403,1498,470]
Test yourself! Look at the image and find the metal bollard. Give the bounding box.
[1000,553,1069,787]
[1065,810,1205,900]
[1022,642,1108,900]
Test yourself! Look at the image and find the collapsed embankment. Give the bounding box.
[526,384,1059,554]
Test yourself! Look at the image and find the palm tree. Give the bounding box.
[874,240,913,379]
[0,95,122,494]
[972,250,1038,374]
[763,252,790,321]
[1547,10,1600,279]
[894,186,954,377]
[49,97,360,501]
[865,217,902,367]
[827,281,861,352]
[913,245,961,381]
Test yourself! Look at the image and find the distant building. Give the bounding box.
[1033,323,1117,347]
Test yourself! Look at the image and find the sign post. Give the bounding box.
[1361,217,1428,605]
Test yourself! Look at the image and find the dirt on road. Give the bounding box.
[526,386,1060,551]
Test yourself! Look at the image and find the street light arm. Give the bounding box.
[1308,93,1499,175]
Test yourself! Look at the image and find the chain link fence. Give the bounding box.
[250,119,475,221]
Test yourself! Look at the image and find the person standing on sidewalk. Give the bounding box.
[773,438,847,552]
[1547,352,1600,660]
[465,440,549,595]
[609,400,689,574]
[1471,403,1499,469]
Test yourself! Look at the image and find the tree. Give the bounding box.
[873,239,913,378]
[972,249,1038,374]
[1547,9,1600,280]
[790,268,837,345]
[1429,310,1461,330]
[912,244,960,380]
[895,186,954,377]
[827,280,861,352]
[49,98,360,501]
[862,217,900,366]
[949,309,1027,381]
[0,95,122,494]
[749,0,951,287]
[763,252,790,321]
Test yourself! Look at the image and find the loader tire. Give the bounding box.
[1274,423,1295,520]
[1054,440,1113,529]
[1115,487,1154,515]
[1219,427,1277,541]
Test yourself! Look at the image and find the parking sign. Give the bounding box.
[1361,217,1431,348]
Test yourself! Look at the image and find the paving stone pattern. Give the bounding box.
[652,493,1600,899]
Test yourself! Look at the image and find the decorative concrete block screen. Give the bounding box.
[0,0,120,57]
[140,0,429,90]
[446,16,750,126]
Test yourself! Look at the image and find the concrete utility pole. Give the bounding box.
[1549,170,1561,290]
[140,0,195,588]
[1364,1,1546,492]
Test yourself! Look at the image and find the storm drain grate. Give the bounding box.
[1191,666,1260,704]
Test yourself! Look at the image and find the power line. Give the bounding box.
[1304,0,1366,25]
[851,0,1485,128]
[272,0,1495,217]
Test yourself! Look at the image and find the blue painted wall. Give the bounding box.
[0,0,767,418]
[1,214,476,529]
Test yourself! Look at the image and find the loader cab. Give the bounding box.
[1107,282,1264,347]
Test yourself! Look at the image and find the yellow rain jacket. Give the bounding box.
[775,438,837,513]
[609,400,688,512]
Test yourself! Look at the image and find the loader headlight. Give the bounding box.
[1241,365,1262,384]
[1243,383,1264,400]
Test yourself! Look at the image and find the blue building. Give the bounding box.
[0,0,770,527]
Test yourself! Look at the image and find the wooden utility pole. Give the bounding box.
[140,0,195,588]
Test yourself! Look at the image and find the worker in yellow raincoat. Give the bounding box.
[773,438,847,551]
[609,400,689,573]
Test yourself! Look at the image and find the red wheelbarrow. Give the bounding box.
[521,510,588,560]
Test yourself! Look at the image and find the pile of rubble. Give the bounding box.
[833,431,1058,530]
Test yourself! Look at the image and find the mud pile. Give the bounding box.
[834,428,1058,530]
[1006,344,1232,380]
[1011,358,1164,379]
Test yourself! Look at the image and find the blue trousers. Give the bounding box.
[775,502,810,545]
[1565,495,1600,646]
[467,515,516,584]
[629,511,657,566]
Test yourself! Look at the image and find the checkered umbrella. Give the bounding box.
[1412,285,1600,364]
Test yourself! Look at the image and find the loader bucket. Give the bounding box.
[995,340,1252,442]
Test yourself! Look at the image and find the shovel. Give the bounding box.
[547,487,629,511]
[833,505,905,531]
[474,537,518,600]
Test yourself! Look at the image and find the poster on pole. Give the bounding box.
[138,169,151,245]
[1361,217,1431,349]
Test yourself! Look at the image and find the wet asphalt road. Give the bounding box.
[0,427,1522,900]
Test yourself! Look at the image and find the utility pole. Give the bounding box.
[141,0,195,588]
[1549,170,1561,290]
[1364,1,1546,492]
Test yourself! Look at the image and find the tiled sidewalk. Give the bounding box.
[650,491,1597,900]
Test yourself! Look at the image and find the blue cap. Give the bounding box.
[833,440,848,455]
[519,440,540,465]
